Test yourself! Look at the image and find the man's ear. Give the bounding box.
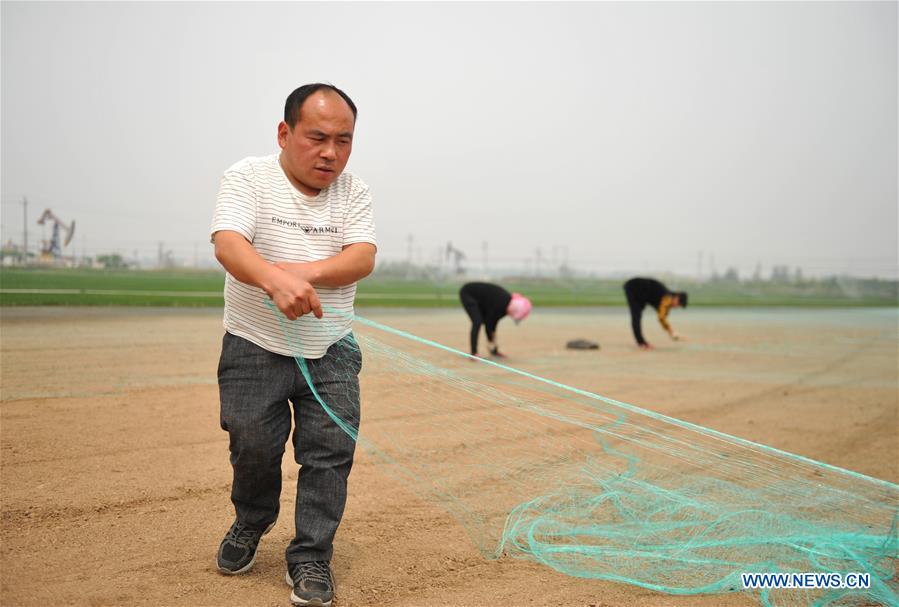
[277,121,290,149]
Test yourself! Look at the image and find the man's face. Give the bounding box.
[278,91,355,196]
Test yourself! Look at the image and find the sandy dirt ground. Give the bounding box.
[1,306,896,607]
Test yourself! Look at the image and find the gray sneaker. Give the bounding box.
[285,561,335,606]
[216,519,275,575]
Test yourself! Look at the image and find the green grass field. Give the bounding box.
[0,267,896,307]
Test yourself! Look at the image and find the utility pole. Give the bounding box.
[22,196,28,265]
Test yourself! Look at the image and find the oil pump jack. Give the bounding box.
[445,241,466,276]
[36,209,76,262]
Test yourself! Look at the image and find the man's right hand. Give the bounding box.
[213,231,323,321]
[266,267,323,320]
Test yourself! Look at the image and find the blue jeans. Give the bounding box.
[218,332,361,564]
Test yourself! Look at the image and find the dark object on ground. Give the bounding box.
[566,339,600,350]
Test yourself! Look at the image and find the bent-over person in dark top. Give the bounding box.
[459,282,531,357]
[623,277,688,350]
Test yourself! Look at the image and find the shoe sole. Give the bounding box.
[216,520,276,575]
[285,572,332,607]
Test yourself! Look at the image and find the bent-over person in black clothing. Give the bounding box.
[459,282,532,357]
[623,277,688,350]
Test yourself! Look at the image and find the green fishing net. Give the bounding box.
[274,305,898,607]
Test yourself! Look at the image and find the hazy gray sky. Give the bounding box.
[2,1,896,278]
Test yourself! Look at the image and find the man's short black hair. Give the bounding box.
[284,83,357,128]
[676,292,689,308]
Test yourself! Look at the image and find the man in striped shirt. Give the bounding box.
[211,83,376,607]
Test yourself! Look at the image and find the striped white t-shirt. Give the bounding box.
[211,154,377,359]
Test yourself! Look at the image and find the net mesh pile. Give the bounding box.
[275,306,898,607]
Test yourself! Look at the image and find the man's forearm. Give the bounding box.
[214,230,281,294]
[279,243,376,288]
